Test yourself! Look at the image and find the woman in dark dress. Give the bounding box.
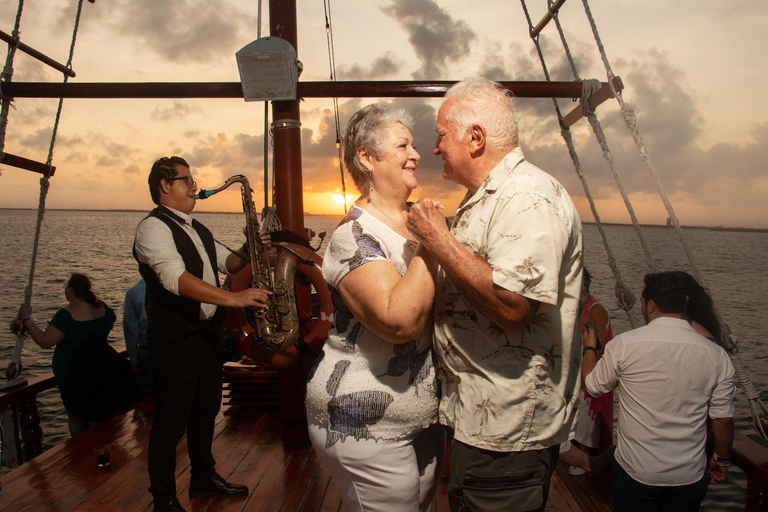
[18,273,141,436]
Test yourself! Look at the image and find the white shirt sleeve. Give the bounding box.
[215,239,232,274]
[486,190,567,306]
[134,217,186,295]
[585,336,621,398]
[709,348,736,419]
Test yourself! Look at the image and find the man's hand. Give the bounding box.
[231,288,272,308]
[709,457,729,484]
[406,198,448,247]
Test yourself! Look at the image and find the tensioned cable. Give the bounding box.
[578,0,767,438]
[550,2,657,273]
[255,0,280,232]
[9,0,88,382]
[323,0,348,213]
[579,0,703,286]
[0,0,25,159]
[519,0,641,328]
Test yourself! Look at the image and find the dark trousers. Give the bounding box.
[612,459,709,512]
[147,324,224,500]
[447,437,559,512]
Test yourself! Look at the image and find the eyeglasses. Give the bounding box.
[168,176,196,188]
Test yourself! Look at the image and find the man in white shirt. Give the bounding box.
[582,271,735,511]
[407,77,583,512]
[134,156,269,512]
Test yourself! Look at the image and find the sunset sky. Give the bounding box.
[1,0,767,228]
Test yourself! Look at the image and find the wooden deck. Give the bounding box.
[0,395,612,511]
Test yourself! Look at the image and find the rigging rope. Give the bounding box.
[323,0,348,213]
[0,0,24,158]
[578,0,703,287]
[6,0,88,382]
[550,7,657,274]
[580,0,766,439]
[255,0,276,230]
[520,0,767,439]
[519,0,641,328]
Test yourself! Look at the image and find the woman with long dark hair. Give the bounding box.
[18,273,141,436]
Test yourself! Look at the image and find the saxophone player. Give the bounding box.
[133,156,269,512]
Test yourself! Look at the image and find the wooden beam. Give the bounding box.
[560,76,624,128]
[530,0,568,38]
[0,152,56,176]
[1,79,614,100]
[0,29,76,78]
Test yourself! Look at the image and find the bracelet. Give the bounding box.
[713,453,731,467]
[20,316,32,324]
[582,346,597,356]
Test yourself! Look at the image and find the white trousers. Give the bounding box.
[308,421,445,512]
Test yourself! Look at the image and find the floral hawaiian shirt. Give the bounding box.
[434,147,583,452]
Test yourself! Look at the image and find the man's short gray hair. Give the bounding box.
[444,77,518,150]
[342,104,414,195]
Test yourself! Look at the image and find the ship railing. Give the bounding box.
[1,373,768,510]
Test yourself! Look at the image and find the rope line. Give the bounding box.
[0,0,25,157]
[323,0,347,213]
[519,0,640,328]
[551,8,657,273]
[9,0,87,381]
[575,0,765,439]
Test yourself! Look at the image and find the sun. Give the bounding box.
[332,194,355,207]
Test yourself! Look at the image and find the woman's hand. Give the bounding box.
[18,303,32,320]
[582,326,598,350]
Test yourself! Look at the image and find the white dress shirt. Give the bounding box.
[585,316,735,486]
[134,206,231,320]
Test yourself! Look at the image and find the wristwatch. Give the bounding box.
[582,346,597,357]
[713,453,731,467]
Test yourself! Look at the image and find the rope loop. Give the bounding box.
[580,79,601,116]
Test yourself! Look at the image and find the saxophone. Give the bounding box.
[195,175,301,351]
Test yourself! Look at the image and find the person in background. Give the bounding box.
[561,267,615,476]
[123,278,154,394]
[134,155,270,512]
[672,270,724,344]
[582,271,735,511]
[407,77,583,512]
[305,104,444,512]
[17,272,142,437]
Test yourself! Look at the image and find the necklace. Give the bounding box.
[369,201,414,240]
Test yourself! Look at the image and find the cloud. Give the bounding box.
[150,101,203,121]
[108,0,251,63]
[381,0,476,79]
[336,52,403,80]
[514,48,767,226]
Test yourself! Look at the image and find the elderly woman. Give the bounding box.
[18,273,141,436]
[305,104,444,512]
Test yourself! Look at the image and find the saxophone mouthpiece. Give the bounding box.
[194,189,215,200]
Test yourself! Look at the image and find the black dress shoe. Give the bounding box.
[189,473,249,498]
[153,497,186,512]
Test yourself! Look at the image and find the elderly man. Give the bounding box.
[582,271,735,511]
[407,77,583,511]
[134,156,270,512]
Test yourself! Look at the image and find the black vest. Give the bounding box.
[134,205,222,342]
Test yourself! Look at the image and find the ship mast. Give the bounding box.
[269,0,306,239]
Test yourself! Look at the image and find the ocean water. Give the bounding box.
[1,209,766,509]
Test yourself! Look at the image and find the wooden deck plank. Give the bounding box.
[0,394,614,512]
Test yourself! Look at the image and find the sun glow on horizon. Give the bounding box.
[332,194,356,207]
